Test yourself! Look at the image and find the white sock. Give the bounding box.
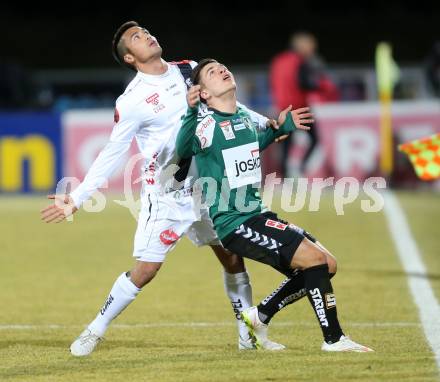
[88,272,141,337]
[223,271,253,341]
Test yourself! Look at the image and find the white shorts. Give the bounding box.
[132,187,221,263]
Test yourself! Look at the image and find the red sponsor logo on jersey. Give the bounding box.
[145,178,155,185]
[265,219,287,231]
[114,108,120,123]
[197,116,215,135]
[160,229,179,245]
[146,93,160,105]
[219,120,231,128]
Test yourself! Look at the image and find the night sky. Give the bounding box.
[2,1,439,69]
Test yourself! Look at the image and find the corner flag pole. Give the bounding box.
[375,42,399,177]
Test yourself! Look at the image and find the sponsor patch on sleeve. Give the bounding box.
[196,115,216,149]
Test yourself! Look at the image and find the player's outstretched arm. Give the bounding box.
[273,105,314,142]
[176,85,203,159]
[67,105,140,209]
[40,194,78,223]
[41,112,139,223]
[240,102,311,143]
[257,106,313,151]
[279,106,313,131]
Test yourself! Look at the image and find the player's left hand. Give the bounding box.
[40,194,78,223]
[278,105,314,131]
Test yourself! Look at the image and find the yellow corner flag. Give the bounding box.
[375,42,400,177]
[399,133,440,180]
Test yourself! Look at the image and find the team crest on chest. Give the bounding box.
[219,120,236,140]
[146,93,166,113]
[146,93,160,105]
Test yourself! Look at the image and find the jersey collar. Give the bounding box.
[208,106,239,117]
[137,62,172,82]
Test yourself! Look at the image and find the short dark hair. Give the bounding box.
[112,21,140,71]
[191,58,218,86]
[191,58,218,104]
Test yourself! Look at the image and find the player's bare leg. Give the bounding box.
[129,261,163,288]
[70,261,162,356]
[210,245,285,350]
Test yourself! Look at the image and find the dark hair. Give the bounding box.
[191,58,218,86]
[112,21,140,71]
[191,58,217,103]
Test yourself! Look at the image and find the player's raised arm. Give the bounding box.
[40,194,78,223]
[187,84,201,108]
[40,106,141,223]
[238,101,295,143]
[176,85,203,159]
[257,106,313,151]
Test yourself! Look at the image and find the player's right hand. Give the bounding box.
[187,85,201,108]
[40,194,78,223]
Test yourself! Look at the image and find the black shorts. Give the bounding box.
[221,211,318,277]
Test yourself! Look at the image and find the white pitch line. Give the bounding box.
[383,191,440,370]
[0,321,421,330]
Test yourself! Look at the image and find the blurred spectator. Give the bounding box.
[270,32,339,177]
[425,41,440,97]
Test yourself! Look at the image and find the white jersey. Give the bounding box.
[70,60,268,208]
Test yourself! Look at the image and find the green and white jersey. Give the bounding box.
[176,104,295,240]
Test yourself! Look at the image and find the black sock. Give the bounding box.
[257,270,336,325]
[304,264,343,344]
[257,270,306,324]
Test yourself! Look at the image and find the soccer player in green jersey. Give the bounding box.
[176,59,373,352]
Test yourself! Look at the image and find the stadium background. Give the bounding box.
[1,3,440,381]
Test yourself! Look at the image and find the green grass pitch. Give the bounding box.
[0,191,439,381]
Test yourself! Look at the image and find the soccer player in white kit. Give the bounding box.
[40,21,285,355]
